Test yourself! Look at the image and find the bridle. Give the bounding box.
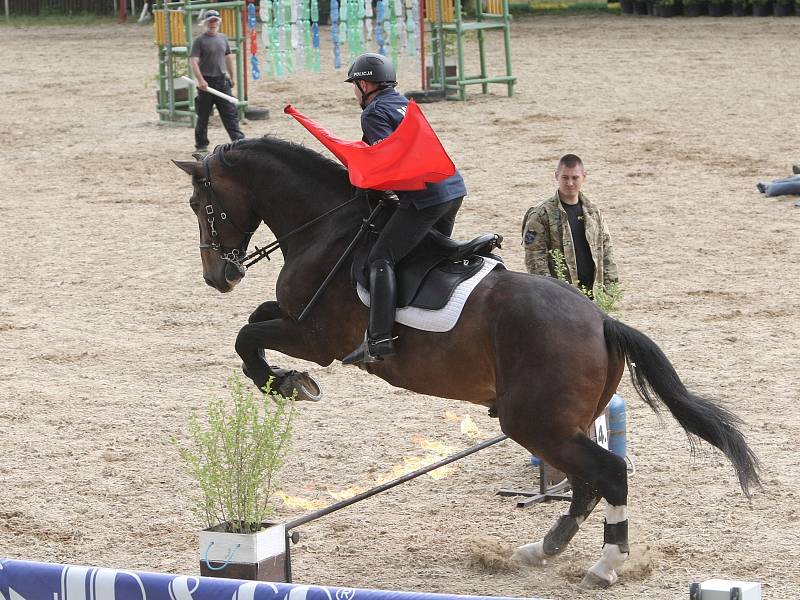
[195,157,257,275]
[194,146,364,273]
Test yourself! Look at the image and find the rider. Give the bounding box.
[342,52,468,366]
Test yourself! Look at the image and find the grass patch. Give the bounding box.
[510,1,620,14]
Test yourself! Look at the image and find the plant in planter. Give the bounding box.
[173,374,297,582]
[681,0,708,15]
[773,0,794,16]
[656,0,680,18]
[708,0,731,16]
[730,0,751,15]
[751,0,773,15]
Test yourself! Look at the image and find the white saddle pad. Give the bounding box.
[356,257,504,333]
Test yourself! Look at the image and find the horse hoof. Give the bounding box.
[511,542,547,567]
[277,371,322,402]
[580,569,617,589]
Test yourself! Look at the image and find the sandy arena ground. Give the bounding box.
[1,14,799,600]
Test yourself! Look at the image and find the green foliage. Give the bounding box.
[173,374,296,534]
[592,281,624,314]
[509,1,619,14]
[549,249,623,315]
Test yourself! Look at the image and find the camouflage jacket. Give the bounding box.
[521,192,619,293]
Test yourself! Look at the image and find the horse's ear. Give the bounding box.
[173,159,201,176]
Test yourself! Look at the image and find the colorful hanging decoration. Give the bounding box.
[247,1,261,79]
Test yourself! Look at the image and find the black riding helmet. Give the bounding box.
[345,52,397,84]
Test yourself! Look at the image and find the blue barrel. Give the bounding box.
[608,393,627,458]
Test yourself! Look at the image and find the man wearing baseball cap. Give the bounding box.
[189,9,245,156]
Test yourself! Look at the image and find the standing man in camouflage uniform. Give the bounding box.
[521,154,619,297]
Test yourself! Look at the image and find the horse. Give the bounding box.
[174,137,760,589]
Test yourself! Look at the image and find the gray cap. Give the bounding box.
[202,9,221,21]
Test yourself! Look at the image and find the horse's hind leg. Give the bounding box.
[510,432,630,587]
[512,476,601,566]
[549,435,630,588]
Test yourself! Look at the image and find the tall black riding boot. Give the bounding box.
[342,259,397,365]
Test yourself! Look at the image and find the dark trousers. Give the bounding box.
[368,197,463,267]
[194,76,245,150]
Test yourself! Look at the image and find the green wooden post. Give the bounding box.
[454,0,465,100]
[476,0,488,94]
[183,6,197,127]
[234,2,246,120]
[158,46,168,121]
[502,0,513,97]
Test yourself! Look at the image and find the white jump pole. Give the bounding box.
[180,76,239,105]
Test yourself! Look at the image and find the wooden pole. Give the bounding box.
[180,76,240,104]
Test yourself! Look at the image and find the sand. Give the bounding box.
[1,14,799,600]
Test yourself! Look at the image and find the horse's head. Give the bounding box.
[176,137,367,293]
[174,148,261,293]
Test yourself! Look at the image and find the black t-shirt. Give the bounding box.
[189,33,231,78]
[561,200,595,292]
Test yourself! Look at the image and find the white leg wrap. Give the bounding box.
[583,504,630,587]
[586,543,628,586]
[511,541,547,567]
[605,504,627,525]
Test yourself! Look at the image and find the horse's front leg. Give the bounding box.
[248,300,283,324]
[236,306,322,402]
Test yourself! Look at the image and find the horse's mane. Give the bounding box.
[241,136,346,174]
[215,137,396,203]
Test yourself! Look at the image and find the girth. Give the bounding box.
[352,229,503,310]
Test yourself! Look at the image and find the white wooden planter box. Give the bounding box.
[199,522,288,582]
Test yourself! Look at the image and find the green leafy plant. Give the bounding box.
[173,374,296,534]
[549,249,623,315]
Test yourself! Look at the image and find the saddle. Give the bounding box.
[352,229,504,310]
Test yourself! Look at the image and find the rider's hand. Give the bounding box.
[198,79,209,91]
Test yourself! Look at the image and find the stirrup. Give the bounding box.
[342,334,396,366]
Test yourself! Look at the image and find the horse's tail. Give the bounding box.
[603,318,761,497]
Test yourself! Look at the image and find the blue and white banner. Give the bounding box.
[0,559,548,600]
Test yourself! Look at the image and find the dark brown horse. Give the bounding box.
[175,138,760,588]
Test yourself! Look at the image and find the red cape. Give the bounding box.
[284,100,456,191]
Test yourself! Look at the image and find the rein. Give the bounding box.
[241,192,362,269]
[198,145,363,273]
